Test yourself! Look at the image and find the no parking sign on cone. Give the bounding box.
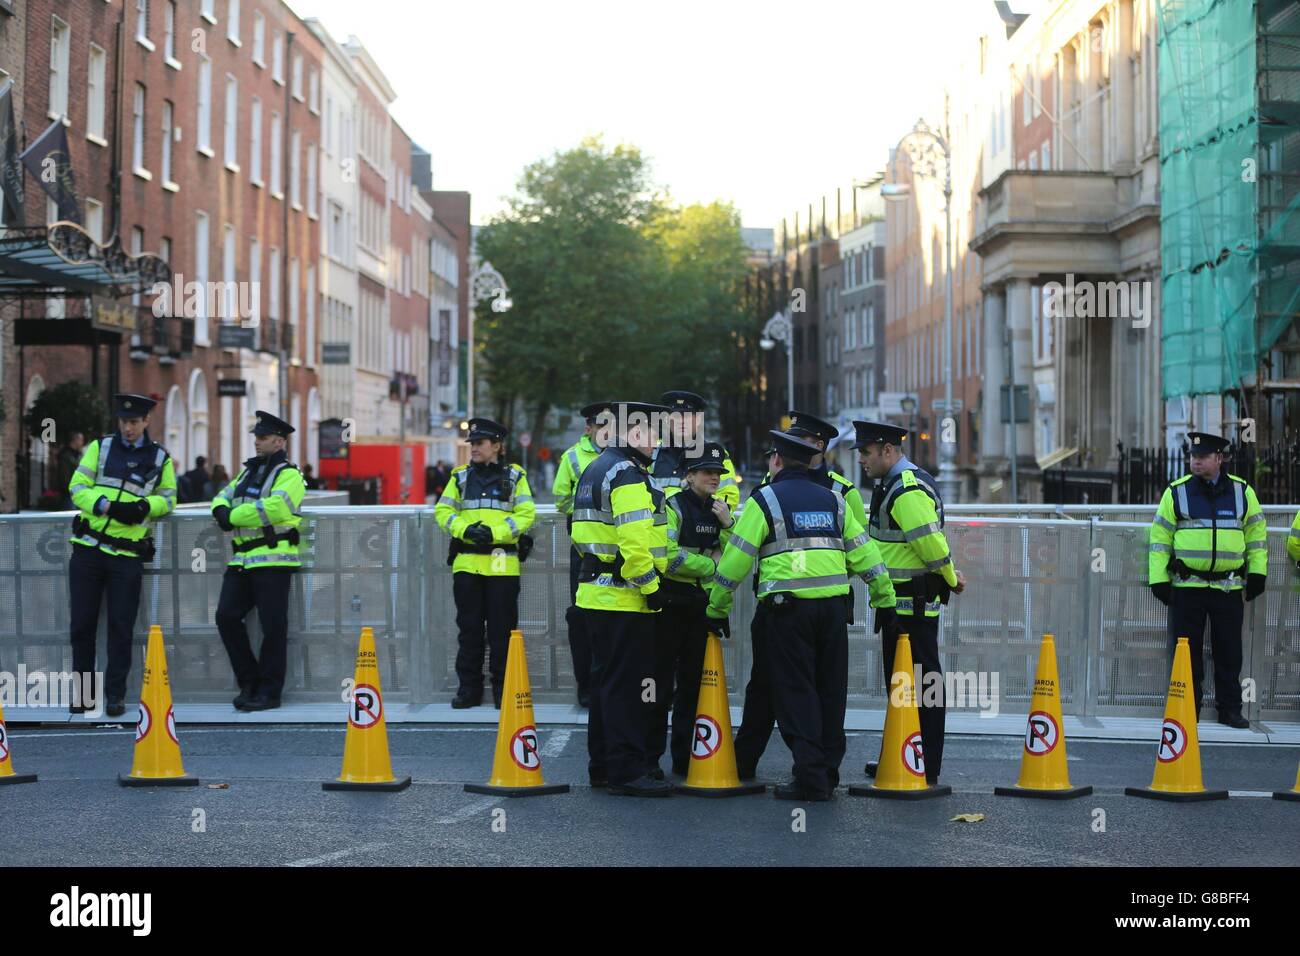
[324,627,411,791]
[674,633,764,797]
[119,626,199,788]
[0,700,37,786]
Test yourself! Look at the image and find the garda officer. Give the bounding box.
[1148,432,1265,728]
[733,410,869,778]
[67,393,177,717]
[212,411,306,712]
[572,401,672,796]
[1290,509,1300,566]
[649,390,740,509]
[434,418,536,709]
[648,440,734,778]
[551,401,610,707]
[855,421,964,785]
[707,430,897,800]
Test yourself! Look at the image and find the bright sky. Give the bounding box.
[288,0,1053,230]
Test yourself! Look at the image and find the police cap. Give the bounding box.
[786,410,838,448]
[851,420,908,450]
[661,390,706,412]
[687,441,728,473]
[113,393,157,418]
[768,430,819,464]
[466,417,508,442]
[1186,431,1230,455]
[580,401,612,425]
[251,410,295,437]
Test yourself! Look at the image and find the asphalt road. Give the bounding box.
[2,724,1297,867]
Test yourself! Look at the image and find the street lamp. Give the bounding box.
[467,260,511,421]
[882,94,960,503]
[760,309,795,414]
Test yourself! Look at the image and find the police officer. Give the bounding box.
[551,401,610,707]
[572,401,672,796]
[648,440,734,778]
[1148,432,1264,728]
[733,410,870,778]
[855,421,965,785]
[650,390,740,509]
[67,393,177,717]
[212,411,306,712]
[1289,509,1300,567]
[707,430,896,800]
[434,418,536,709]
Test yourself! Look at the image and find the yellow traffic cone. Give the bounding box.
[1126,637,1228,802]
[995,634,1092,800]
[849,634,951,800]
[675,632,765,797]
[1273,763,1300,802]
[0,700,37,786]
[323,626,411,791]
[465,630,569,797]
[119,625,199,787]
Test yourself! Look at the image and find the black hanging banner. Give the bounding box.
[19,117,80,224]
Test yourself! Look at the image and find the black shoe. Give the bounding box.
[737,767,757,781]
[671,761,689,777]
[105,699,126,718]
[1217,711,1250,729]
[241,694,281,712]
[647,767,666,781]
[577,692,591,708]
[926,776,940,787]
[774,782,830,802]
[451,692,481,709]
[233,684,257,710]
[607,774,673,797]
[863,761,878,777]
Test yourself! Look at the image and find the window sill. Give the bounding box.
[308,211,318,221]
[271,191,284,201]
[273,77,285,86]
[164,56,182,71]
[197,146,215,159]
[253,57,266,69]
[201,13,217,25]
[162,180,179,193]
[227,36,241,48]
[292,202,303,212]
[132,166,153,182]
[224,161,241,174]
[86,132,108,147]
[251,178,264,189]
[136,36,156,53]
[48,112,71,127]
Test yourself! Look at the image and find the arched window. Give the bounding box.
[165,384,188,470]
[306,387,321,472]
[26,375,47,507]
[242,382,259,462]
[188,368,210,464]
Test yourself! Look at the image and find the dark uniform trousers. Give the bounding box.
[453,572,520,697]
[216,567,294,700]
[766,596,849,795]
[585,608,656,785]
[566,546,592,697]
[734,607,776,775]
[647,598,708,770]
[882,612,945,782]
[69,544,144,702]
[1167,586,1244,717]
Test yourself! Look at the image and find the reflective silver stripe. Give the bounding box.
[615,508,653,525]
[460,498,513,511]
[728,536,759,558]
[159,488,177,499]
[653,509,667,526]
[718,477,737,488]
[1289,529,1300,541]
[1244,512,1264,526]
[759,535,844,558]
[904,521,941,542]
[887,566,928,579]
[666,527,679,542]
[757,573,847,594]
[871,527,907,543]
[75,465,96,479]
[1245,541,1266,551]
[255,499,271,526]
[240,552,300,566]
[1153,514,1175,532]
[1232,480,1245,519]
[666,551,687,574]
[713,571,740,591]
[442,513,457,532]
[845,533,870,551]
[566,449,581,476]
[1174,550,1242,561]
[628,569,658,587]
[590,573,639,590]
[1150,543,1173,553]
[572,508,611,524]
[861,562,887,579]
[925,556,952,572]
[556,495,574,512]
[757,485,785,543]
[1176,518,1215,530]
[441,496,462,510]
[649,546,667,558]
[514,494,534,504]
[601,458,638,505]
[1174,482,1190,519]
[272,489,301,514]
[573,542,619,556]
[505,517,519,536]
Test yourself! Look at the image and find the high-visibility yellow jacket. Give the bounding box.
[756,463,867,531]
[1289,510,1300,564]
[664,486,732,588]
[1149,472,1266,591]
[706,469,895,619]
[212,450,306,569]
[68,433,176,558]
[434,461,535,576]
[648,443,740,509]
[572,446,667,613]
[552,434,601,515]
[867,460,956,618]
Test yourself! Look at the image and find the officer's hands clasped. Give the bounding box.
[463,522,494,546]
[107,499,150,525]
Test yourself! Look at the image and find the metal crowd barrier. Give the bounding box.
[0,507,1297,719]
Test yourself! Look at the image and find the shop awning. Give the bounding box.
[0,223,169,298]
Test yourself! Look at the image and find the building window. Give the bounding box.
[85,199,104,245]
[269,113,282,196]
[194,212,210,343]
[226,0,240,44]
[292,55,303,100]
[160,100,174,185]
[306,145,317,217]
[164,2,177,64]
[131,228,145,305]
[309,70,320,114]
[87,45,106,141]
[289,258,299,335]
[269,249,280,320]
[248,238,261,324]
[305,264,316,363]
[136,0,151,48]
[272,34,284,85]
[252,11,265,66]
[197,56,212,154]
[49,16,70,120]
[132,84,148,174]
[201,0,215,22]
[290,130,301,207]
[223,76,238,168]
[249,97,262,184]
[1041,142,1051,170]
[222,224,236,320]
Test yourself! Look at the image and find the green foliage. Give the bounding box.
[474,136,751,447]
[24,381,110,443]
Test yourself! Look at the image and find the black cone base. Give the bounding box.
[848,783,952,800]
[464,782,570,797]
[1271,790,1299,802]
[119,774,200,788]
[323,775,412,792]
[0,773,38,785]
[994,784,1093,800]
[673,782,767,798]
[1124,786,1228,802]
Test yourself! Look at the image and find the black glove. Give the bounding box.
[107,499,149,525]
[1245,573,1266,602]
[213,505,233,531]
[874,606,898,635]
[644,587,667,612]
[707,616,730,639]
[463,522,493,546]
[1150,582,1171,606]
